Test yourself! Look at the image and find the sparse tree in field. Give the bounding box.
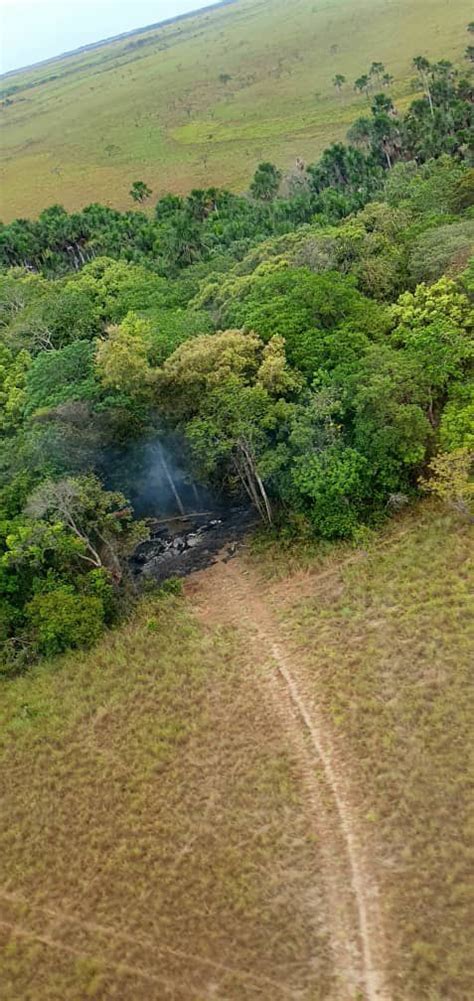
[250,162,282,201]
[382,72,394,88]
[468,21,474,32]
[333,73,346,94]
[466,46,474,63]
[413,56,434,117]
[354,74,371,100]
[129,180,152,204]
[369,61,385,84]
[218,73,232,84]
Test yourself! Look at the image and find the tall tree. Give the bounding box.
[413,56,434,117]
[369,61,385,84]
[354,74,371,101]
[250,162,282,202]
[333,73,346,94]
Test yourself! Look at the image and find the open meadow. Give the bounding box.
[1,1,473,996]
[1,503,472,999]
[1,0,472,219]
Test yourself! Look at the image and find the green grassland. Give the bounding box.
[1,0,472,220]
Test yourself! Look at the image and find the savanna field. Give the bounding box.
[0,0,472,218]
[1,0,474,998]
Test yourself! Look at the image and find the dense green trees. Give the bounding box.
[1,44,471,280]
[0,40,473,669]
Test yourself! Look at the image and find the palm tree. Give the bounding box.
[347,116,373,149]
[369,61,385,84]
[354,74,371,101]
[333,73,346,94]
[130,181,152,204]
[413,56,434,117]
[371,93,394,115]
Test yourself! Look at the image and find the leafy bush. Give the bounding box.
[291,446,370,538]
[26,587,105,656]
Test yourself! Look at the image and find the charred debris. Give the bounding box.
[106,436,261,583]
[131,507,257,583]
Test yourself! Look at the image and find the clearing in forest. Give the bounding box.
[0,502,472,999]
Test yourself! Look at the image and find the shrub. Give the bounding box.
[291,445,370,538]
[26,587,105,656]
[421,448,474,520]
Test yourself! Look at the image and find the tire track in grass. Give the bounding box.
[191,557,392,1001]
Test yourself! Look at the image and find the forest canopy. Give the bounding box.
[1,44,473,670]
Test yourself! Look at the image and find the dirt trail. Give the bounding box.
[190,555,392,1001]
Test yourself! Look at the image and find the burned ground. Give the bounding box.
[131,507,258,584]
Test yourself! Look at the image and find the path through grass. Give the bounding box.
[0,594,333,1000]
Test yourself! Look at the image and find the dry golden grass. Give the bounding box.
[1,502,472,999]
[0,593,332,1000]
[262,503,474,1000]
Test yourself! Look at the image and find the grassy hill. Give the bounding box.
[1,0,471,220]
[1,502,472,999]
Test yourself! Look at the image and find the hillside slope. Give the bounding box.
[1,503,472,999]
[1,0,471,220]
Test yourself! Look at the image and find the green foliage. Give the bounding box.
[129,180,152,204]
[220,267,387,376]
[250,163,282,202]
[392,275,473,330]
[1,36,473,665]
[76,257,175,322]
[25,340,99,415]
[0,347,30,431]
[408,220,474,284]
[421,447,474,519]
[439,381,474,451]
[145,307,213,364]
[155,577,183,598]
[39,284,102,347]
[291,445,369,538]
[449,168,474,213]
[383,156,467,215]
[95,313,155,396]
[26,586,105,656]
[345,345,433,489]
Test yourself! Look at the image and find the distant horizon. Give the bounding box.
[0,0,224,76]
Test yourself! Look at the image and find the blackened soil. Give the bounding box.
[130,507,258,585]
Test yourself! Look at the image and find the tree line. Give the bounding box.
[0,40,473,671]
